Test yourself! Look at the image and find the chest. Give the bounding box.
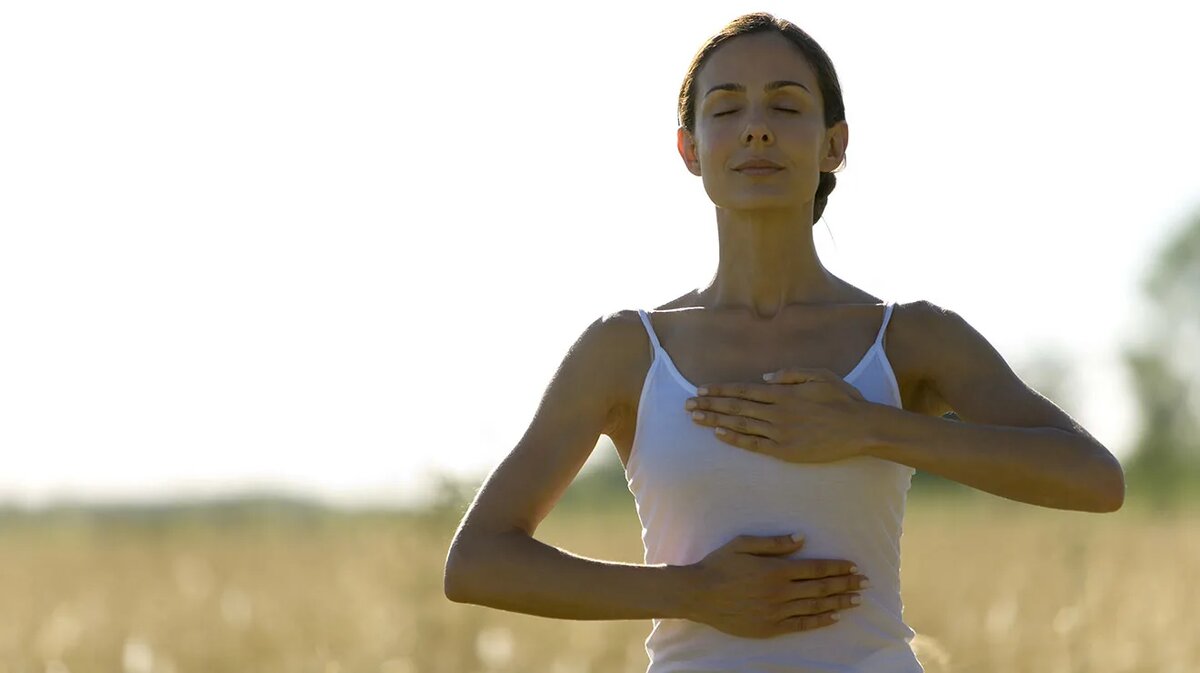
[608,306,938,470]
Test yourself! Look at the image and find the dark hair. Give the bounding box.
[677,13,846,224]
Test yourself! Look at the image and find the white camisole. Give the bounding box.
[624,302,923,673]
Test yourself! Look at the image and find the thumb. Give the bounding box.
[730,533,805,555]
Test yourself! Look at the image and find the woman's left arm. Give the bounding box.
[864,301,1125,513]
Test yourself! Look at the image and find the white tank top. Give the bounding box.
[625,302,923,673]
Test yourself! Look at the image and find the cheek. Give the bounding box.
[695,131,733,169]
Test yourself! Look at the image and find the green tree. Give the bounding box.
[1121,208,1200,508]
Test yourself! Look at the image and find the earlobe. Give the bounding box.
[677,127,702,176]
[820,121,849,172]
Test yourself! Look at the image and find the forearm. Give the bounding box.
[444,529,696,620]
[865,404,1125,512]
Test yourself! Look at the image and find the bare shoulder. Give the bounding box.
[895,297,1009,393]
[591,308,654,360]
[889,299,978,387]
[878,299,956,417]
[588,309,656,436]
[892,299,1094,435]
[888,298,954,353]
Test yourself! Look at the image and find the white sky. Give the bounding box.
[1,1,1197,508]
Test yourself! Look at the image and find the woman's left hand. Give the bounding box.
[685,368,879,464]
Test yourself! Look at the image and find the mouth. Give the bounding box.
[735,166,784,176]
[733,159,784,175]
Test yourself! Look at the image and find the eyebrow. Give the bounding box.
[704,80,812,98]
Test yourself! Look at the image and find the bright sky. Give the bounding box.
[2,1,1197,508]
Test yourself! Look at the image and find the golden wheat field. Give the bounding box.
[1,495,1197,673]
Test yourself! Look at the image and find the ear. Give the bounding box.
[819,120,849,172]
[677,127,702,176]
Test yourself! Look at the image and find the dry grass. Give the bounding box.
[1,496,1196,673]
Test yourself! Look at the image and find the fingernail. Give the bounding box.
[849,565,858,574]
[791,533,804,542]
[762,372,776,381]
[860,579,871,589]
[830,613,840,621]
[850,596,861,605]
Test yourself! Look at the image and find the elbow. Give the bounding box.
[444,550,478,603]
[443,556,464,602]
[443,535,481,603]
[1087,455,1126,513]
[443,528,511,603]
[1082,488,1123,513]
[1097,476,1125,513]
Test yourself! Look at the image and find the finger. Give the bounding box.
[777,610,840,634]
[763,368,831,385]
[712,426,777,455]
[843,384,866,401]
[825,375,867,401]
[778,592,862,617]
[686,395,776,422]
[692,409,774,438]
[695,381,776,403]
[785,559,859,581]
[785,574,870,600]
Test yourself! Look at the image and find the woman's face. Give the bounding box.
[680,31,848,214]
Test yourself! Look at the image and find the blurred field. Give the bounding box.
[1,493,1197,673]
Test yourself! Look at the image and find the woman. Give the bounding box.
[444,13,1125,672]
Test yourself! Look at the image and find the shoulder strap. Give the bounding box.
[635,309,663,352]
[873,301,896,347]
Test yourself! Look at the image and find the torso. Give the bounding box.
[606,288,946,471]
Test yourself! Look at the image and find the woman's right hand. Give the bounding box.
[682,533,869,639]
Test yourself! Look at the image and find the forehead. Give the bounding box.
[696,31,820,93]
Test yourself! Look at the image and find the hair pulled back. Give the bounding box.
[677,13,846,224]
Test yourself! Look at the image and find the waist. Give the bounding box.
[645,614,922,673]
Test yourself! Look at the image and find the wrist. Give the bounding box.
[662,562,705,621]
[862,401,900,459]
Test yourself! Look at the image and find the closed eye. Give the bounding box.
[714,108,798,117]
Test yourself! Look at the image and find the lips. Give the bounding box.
[733,158,784,173]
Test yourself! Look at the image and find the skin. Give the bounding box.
[607,30,908,463]
[606,28,1123,621]
[610,33,1122,518]
[445,28,1124,640]
[680,30,851,317]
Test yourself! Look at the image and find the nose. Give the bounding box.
[742,122,772,146]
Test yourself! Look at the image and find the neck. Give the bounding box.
[700,205,841,320]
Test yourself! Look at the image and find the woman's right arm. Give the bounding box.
[442,311,866,636]
[441,310,697,620]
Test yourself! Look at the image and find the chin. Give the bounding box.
[711,194,806,213]
[704,183,809,212]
